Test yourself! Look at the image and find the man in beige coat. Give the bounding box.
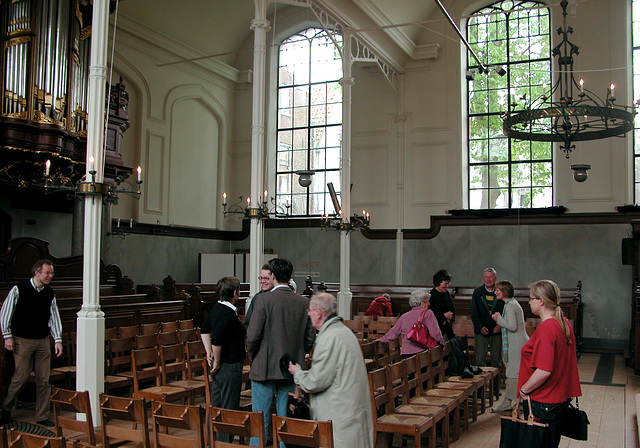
[289,293,374,448]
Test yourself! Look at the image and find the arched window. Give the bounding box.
[467,1,552,209]
[275,28,343,216]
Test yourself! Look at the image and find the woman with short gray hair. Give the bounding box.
[379,289,445,357]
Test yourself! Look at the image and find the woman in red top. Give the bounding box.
[364,293,392,319]
[518,280,581,448]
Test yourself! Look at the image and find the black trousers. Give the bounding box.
[210,361,243,443]
[523,398,570,448]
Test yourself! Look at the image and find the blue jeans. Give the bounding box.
[250,379,295,448]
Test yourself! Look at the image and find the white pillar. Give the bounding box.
[76,0,107,423]
[394,76,406,285]
[337,30,354,318]
[248,4,270,297]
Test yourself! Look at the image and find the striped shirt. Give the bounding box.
[0,278,63,343]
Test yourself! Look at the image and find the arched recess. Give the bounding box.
[165,85,229,229]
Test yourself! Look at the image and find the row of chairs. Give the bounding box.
[368,344,500,448]
[104,320,196,341]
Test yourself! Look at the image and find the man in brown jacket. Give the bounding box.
[246,258,315,446]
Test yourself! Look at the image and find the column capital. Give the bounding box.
[339,77,355,87]
[250,19,271,32]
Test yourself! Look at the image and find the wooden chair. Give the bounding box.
[178,319,195,330]
[139,322,160,336]
[416,351,470,433]
[441,343,489,414]
[157,331,180,346]
[50,387,97,446]
[152,402,205,448]
[7,429,66,448]
[343,320,365,341]
[185,341,207,382]
[360,340,379,371]
[51,333,77,390]
[367,321,391,340]
[159,344,205,404]
[104,337,134,395]
[178,329,198,343]
[161,321,180,333]
[209,407,265,447]
[405,355,460,442]
[272,415,333,448]
[378,316,399,325]
[118,325,140,339]
[134,334,157,350]
[99,394,150,448]
[368,368,435,448]
[104,327,118,340]
[131,348,191,404]
[386,359,450,448]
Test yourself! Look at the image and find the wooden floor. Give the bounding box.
[7,351,640,447]
[450,352,639,448]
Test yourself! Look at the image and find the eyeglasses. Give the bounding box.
[307,308,321,316]
[258,276,270,281]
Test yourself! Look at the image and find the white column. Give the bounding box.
[337,30,354,318]
[248,4,270,297]
[77,0,107,423]
[394,76,406,284]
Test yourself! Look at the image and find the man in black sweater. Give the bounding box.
[0,259,63,427]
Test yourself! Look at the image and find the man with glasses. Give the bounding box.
[246,258,315,447]
[0,259,63,427]
[243,264,273,329]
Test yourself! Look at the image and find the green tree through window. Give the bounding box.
[276,28,343,216]
[467,0,552,209]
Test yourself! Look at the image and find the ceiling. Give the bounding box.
[115,0,441,72]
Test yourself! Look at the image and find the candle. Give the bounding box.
[136,166,142,182]
[129,218,133,228]
[222,192,227,206]
[579,79,584,92]
[117,218,120,228]
[263,190,268,199]
[88,156,95,172]
[246,197,251,207]
[610,84,615,97]
[45,160,50,177]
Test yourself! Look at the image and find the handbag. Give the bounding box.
[560,397,589,440]
[500,397,549,448]
[286,387,310,420]
[406,309,438,348]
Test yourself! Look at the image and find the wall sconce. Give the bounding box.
[296,170,315,188]
[570,164,591,182]
[221,190,290,219]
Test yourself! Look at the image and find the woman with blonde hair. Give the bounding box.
[491,280,528,412]
[517,280,581,448]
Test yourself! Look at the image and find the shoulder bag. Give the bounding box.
[560,397,589,440]
[407,309,438,348]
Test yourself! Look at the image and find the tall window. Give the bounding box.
[633,0,640,202]
[467,1,552,209]
[276,28,343,216]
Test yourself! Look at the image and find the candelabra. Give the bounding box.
[321,210,370,233]
[221,191,290,219]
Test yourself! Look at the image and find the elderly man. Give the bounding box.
[0,259,63,427]
[246,258,315,447]
[289,293,374,448]
[470,267,504,367]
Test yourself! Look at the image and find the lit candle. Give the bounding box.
[136,166,142,182]
[610,83,615,97]
[117,218,120,228]
[129,218,133,228]
[579,79,584,92]
[222,192,227,206]
[88,156,95,172]
[264,190,268,199]
[45,159,50,177]
[246,197,251,207]
[366,212,370,222]
[362,209,366,216]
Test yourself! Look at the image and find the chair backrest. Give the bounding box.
[131,348,161,393]
[367,320,391,339]
[104,327,118,340]
[416,350,436,390]
[140,322,160,336]
[179,319,195,330]
[360,340,379,371]
[185,341,207,380]
[135,333,158,350]
[159,343,188,384]
[106,337,133,375]
[161,321,180,332]
[209,407,265,447]
[7,430,66,448]
[367,367,394,416]
[375,340,391,367]
[119,325,140,339]
[99,393,150,448]
[343,320,365,341]
[157,331,180,346]
[179,328,198,343]
[387,338,402,364]
[152,402,205,448]
[385,360,411,406]
[377,316,399,325]
[428,346,447,383]
[404,355,423,395]
[202,359,211,409]
[272,415,333,448]
[50,387,96,445]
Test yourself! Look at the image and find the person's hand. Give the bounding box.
[54,342,63,357]
[205,351,213,364]
[492,312,500,321]
[210,359,220,373]
[288,361,301,376]
[493,325,501,334]
[4,338,13,351]
[444,311,453,320]
[480,326,489,336]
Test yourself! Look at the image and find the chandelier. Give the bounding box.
[321,210,370,233]
[221,191,290,219]
[503,0,636,158]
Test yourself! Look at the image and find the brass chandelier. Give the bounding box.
[502,0,636,158]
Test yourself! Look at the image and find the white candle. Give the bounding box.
[579,79,584,92]
[222,192,227,206]
[129,218,133,228]
[136,166,142,182]
[117,218,120,228]
[45,160,50,177]
[246,197,251,206]
[610,84,615,97]
[88,156,95,172]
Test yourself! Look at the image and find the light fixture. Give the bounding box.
[221,190,290,219]
[296,170,315,188]
[570,164,590,182]
[44,157,143,204]
[503,0,636,158]
[320,182,370,232]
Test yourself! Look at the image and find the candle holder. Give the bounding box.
[222,193,290,219]
[321,211,370,233]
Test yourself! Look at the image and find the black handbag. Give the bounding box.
[500,397,549,448]
[560,397,589,441]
